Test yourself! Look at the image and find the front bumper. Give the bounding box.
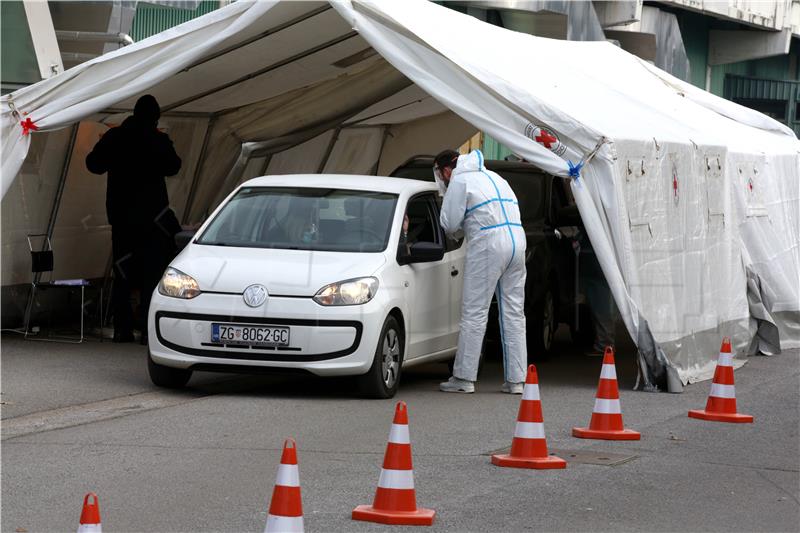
[148,292,385,376]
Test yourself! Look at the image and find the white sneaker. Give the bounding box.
[501,381,524,394]
[439,376,475,393]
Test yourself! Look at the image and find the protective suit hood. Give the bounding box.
[453,150,484,175]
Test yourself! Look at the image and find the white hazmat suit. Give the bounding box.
[440,150,527,384]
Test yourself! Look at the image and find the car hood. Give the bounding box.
[172,244,387,296]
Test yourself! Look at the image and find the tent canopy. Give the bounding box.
[3,0,799,392]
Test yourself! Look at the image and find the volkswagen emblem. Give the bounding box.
[243,284,268,307]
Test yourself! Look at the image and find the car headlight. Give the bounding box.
[313,277,378,306]
[158,267,201,299]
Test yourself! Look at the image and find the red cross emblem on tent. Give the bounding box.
[536,130,557,149]
[524,123,567,156]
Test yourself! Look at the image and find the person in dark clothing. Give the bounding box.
[86,95,182,343]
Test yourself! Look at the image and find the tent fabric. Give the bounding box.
[2,0,798,392]
[331,0,799,391]
[183,58,412,222]
[1,1,280,194]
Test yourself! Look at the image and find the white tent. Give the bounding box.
[2,0,798,392]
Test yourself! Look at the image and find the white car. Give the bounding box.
[148,175,465,397]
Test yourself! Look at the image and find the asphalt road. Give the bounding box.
[1,333,798,532]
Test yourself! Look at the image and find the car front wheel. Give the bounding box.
[148,354,192,389]
[358,315,403,399]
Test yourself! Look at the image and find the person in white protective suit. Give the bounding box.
[437,149,527,394]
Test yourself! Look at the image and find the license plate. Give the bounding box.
[211,323,290,347]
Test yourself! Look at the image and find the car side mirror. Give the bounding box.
[174,230,196,251]
[402,241,444,265]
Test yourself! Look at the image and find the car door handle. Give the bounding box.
[451,268,459,277]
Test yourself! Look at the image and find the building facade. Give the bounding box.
[4,1,798,130]
[460,0,800,154]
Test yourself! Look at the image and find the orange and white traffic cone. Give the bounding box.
[573,346,641,440]
[77,492,101,533]
[352,401,435,526]
[264,439,304,533]
[492,365,566,469]
[689,337,753,423]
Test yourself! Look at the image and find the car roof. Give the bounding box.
[394,155,549,176]
[239,174,437,195]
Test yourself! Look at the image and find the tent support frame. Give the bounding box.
[373,125,391,175]
[316,127,342,173]
[98,108,212,119]
[182,116,217,224]
[162,31,359,113]
[259,154,272,176]
[181,5,333,73]
[44,124,80,254]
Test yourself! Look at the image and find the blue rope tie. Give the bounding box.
[568,160,584,180]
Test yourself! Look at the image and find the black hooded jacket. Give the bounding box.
[86,115,182,233]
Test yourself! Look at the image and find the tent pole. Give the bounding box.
[162,31,358,113]
[26,122,80,323]
[44,123,80,251]
[98,108,212,119]
[342,97,428,127]
[259,154,272,176]
[316,127,342,173]
[182,5,332,72]
[182,116,216,224]
[373,126,391,175]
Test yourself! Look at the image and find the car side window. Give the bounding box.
[433,195,463,252]
[397,193,441,263]
[405,194,439,244]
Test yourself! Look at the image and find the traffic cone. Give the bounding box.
[352,401,435,526]
[492,365,566,469]
[264,439,304,533]
[689,337,753,423]
[77,492,101,533]
[573,346,641,440]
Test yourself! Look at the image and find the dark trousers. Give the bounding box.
[111,225,176,335]
[111,227,137,335]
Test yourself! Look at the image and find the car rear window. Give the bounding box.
[392,164,546,223]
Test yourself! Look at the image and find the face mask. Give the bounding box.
[433,167,447,197]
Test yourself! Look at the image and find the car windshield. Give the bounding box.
[197,187,398,252]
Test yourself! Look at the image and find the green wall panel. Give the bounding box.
[674,9,798,96]
[1,0,41,89]
[131,0,219,41]
[674,10,710,89]
[482,134,514,161]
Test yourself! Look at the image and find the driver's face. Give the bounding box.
[440,166,453,185]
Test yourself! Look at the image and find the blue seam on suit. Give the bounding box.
[465,198,517,216]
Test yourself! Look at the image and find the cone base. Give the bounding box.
[688,409,754,423]
[352,505,435,526]
[572,426,641,440]
[491,453,567,470]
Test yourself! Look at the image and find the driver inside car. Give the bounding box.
[262,197,317,246]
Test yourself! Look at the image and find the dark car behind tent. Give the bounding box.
[391,156,595,357]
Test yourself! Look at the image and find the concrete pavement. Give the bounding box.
[1,332,798,532]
